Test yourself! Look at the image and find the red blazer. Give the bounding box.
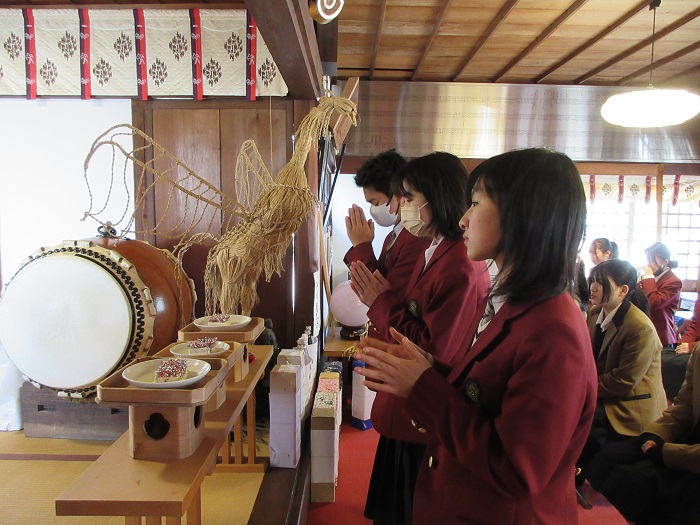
[679,297,700,349]
[343,227,430,292]
[640,271,682,347]
[403,293,597,525]
[367,236,490,361]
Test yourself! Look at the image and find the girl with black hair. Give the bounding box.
[349,151,490,525]
[578,259,666,483]
[353,148,597,524]
[589,237,619,266]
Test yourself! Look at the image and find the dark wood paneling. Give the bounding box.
[131,99,320,349]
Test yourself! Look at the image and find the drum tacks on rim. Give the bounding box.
[0,237,196,399]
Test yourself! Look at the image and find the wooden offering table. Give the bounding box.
[207,345,272,473]
[55,429,219,525]
[55,345,272,524]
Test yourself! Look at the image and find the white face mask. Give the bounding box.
[369,203,398,227]
[401,202,431,237]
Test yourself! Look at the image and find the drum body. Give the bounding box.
[0,238,195,398]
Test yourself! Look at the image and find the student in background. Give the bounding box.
[588,350,700,525]
[577,259,666,486]
[589,237,619,267]
[660,297,700,403]
[639,242,684,399]
[344,149,430,296]
[354,148,597,524]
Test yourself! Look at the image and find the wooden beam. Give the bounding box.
[412,0,453,81]
[492,0,589,83]
[452,0,519,82]
[369,0,388,80]
[245,0,323,99]
[575,6,700,85]
[618,41,700,86]
[533,0,648,84]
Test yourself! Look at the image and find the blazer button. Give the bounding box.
[428,455,434,468]
[411,419,427,433]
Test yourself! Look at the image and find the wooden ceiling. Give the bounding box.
[5,0,700,95]
[336,0,700,89]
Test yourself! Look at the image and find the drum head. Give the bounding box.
[0,253,133,390]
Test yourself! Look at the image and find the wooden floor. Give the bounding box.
[0,428,266,525]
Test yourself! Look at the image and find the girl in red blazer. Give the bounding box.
[350,151,489,525]
[354,148,598,525]
[639,242,684,399]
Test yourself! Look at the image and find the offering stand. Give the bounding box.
[55,345,273,524]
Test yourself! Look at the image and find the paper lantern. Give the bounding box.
[329,281,368,327]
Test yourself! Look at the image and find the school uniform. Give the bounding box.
[343,224,430,292]
[661,298,700,401]
[398,292,597,525]
[639,270,682,347]
[588,351,700,525]
[587,301,666,436]
[364,235,488,525]
[367,236,490,362]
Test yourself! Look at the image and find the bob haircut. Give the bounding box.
[392,151,469,239]
[354,149,407,198]
[589,259,651,315]
[468,148,586,304]
[592,238,619,259]
[588,259,638,304]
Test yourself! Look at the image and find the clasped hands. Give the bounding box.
[345,204,374,246]
[349,260,391,306]
[353,327,433,399]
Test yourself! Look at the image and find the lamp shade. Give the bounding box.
[601,88,700,128]
[329,280,369,327]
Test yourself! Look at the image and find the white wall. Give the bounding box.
[0,99,133,287]
[328,172,392,291]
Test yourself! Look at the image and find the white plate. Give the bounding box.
[122,358,211,389]
[169,341,230,358]
[193,315,252,332]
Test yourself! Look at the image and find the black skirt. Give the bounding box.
[364,436,426,525]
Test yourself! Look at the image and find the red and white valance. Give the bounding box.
[582,174,700,205]
[0,8,287,100]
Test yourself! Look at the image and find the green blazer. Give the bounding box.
[587,301,666,436]
[647,349,700,473]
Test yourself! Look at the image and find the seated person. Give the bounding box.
[662,297,700,403]
[588,348,700,525]
[578,259,666,483]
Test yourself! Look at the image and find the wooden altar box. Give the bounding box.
[21,383,128,440]
[97,357,228,460]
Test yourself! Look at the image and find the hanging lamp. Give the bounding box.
[600,0,700,128]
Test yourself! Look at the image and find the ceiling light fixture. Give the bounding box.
[600,0,700,128]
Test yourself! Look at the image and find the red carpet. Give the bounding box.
[308,420,628,525]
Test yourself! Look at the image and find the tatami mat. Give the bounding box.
[0,426,267,524]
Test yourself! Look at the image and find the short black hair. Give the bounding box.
[353,149,407,198]
[393,151,469,239]
[588,259,638,304]
[468,148,586,304]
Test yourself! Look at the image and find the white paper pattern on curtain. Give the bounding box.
[0,9,25,96]
[142,10,193,97]
[89,10,137,97]
[674,175,700,204]
[256,32,288,97]
[33,9,81,97]
[582,174,700,205]
[199,9,246,97]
